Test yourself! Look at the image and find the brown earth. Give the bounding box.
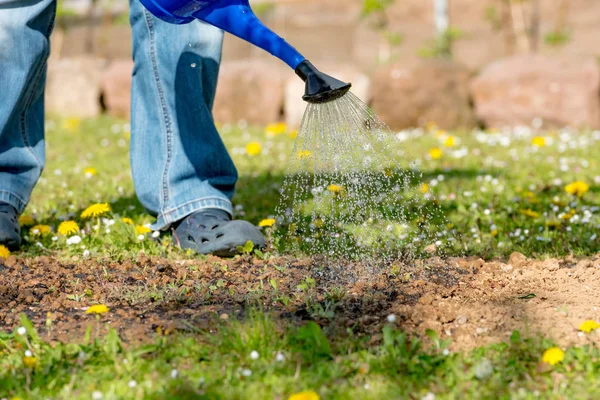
[1,253,599,351]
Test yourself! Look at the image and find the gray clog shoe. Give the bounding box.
[172,209,266,257]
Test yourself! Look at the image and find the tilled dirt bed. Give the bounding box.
[1,252,599,351]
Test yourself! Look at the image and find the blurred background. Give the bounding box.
[48,0,600,131]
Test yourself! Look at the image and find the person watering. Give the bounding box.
[0,0,349,256]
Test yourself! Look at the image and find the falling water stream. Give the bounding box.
[276,93,449,271]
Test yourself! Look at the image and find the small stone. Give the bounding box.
[220,313,229,320]
[509,252,527,268]
[500,263,513,272]
[475,327,488,335]
[576,259,592,269]
[542,259,560,271]
[456,315,468,325]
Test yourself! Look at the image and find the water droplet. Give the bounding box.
[190,63,197,68]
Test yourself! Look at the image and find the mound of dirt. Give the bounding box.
[1,252,599,350]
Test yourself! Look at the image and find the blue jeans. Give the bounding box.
[0,0,237,230]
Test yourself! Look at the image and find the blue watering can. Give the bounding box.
[139,0,351,103]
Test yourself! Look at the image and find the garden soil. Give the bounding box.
[1,253,599,351]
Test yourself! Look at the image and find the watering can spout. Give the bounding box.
[139,0,351,103]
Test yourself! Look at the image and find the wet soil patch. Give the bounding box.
[1,253,599,350]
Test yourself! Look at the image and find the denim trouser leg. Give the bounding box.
[129,0,237,231]
[0,0,55,213]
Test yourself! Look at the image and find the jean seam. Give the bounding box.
[160,196,232,216]
[143,9,173,213]
[0,190,27,212]
[19,2,55,169]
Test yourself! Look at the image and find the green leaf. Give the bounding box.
[382,324,395,348]
[295,321,332,361]
[425,329,439,342]
[426,329,441,349]
[510,330,521,344]
[83,325,92,345]
[103,328,122,355]
[237,240,255,254]
[19,313,39,342]
[254,249,264,259]
[362,0,394,17]
[518,293,536,300]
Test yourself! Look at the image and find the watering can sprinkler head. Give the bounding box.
[139,0,351,104]
[295,60,352,104]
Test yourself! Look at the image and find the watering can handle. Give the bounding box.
[139,0,306,70]
[194,0,305,69]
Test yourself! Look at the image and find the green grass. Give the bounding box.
[3,116,600,398]
[14,117,600,260]
[2,312,600,399]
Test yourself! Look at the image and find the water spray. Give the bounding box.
[140,0,448,265]
[139,0,351,103]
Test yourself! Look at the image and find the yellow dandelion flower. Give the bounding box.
[491,229,498,237]
[18,215,35,226]
[429,148,443,160]
[519,209,540,218]
[57,220,79,236]
[545,220,561,229]
[121,217,134,225]
[289,130,298,139]
[420,184,429,193]
[564,181,589,197]
[289,391,320,400]
[265,122,287,137]
[524,191,540,204]
[561,210,576,220]
[135,225,152,235]
[63,117,81,132]
[86,304,110,315]
[30,224,51,236]
[532,136,546,147]
[0,245,9,259]
[81,203,111,219]
[297,150,311,159]
[23,356,37,368]
[444,135,456,147]
[258,218,276,228]
[327,184,344,193]
[542,347,564,365]
[83,167,97,177]
[579,320,600,333]
[246,142,262,156]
